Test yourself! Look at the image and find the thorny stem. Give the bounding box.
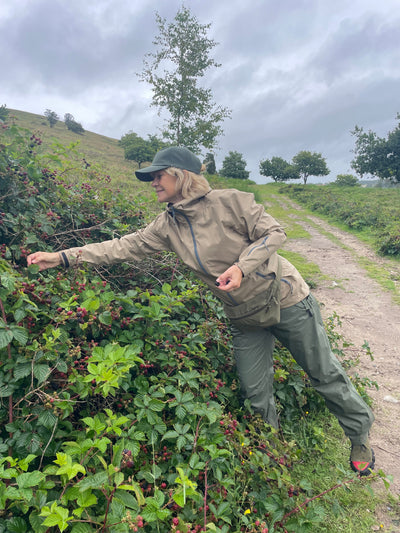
[192,416,203,454]
[170,257,180,284]
[101,486,117,532]
[203,461,210,530]
[0,297,13,453]
[281,477,358,525]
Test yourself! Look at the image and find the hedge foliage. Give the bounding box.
[281,184,400,257]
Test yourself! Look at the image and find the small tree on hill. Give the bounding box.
[64,113,85,134]
[292,150,329,184]
[204,153,216,174]
[0,104,9,122]
[334,174,360,187]
[44,109,59,128]
[120,132,168,168]
[259,156,299,182]
[220,151,249,180]
[120,132,155,168]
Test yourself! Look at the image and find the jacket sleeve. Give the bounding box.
[60,214,170,267]
[231,191,286,277]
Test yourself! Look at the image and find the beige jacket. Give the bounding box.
[60,189,309,311]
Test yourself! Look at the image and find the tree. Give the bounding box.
[119,132,155,168]
[259,156,299,182]
[351,114,400,183]
[203,153,216,174]
[119,132,169,168]
[333,174,360,187]
[44,109,59,128]
[138,6,231,153]
[147,134,170,154]
[292,150,329,184]
[0,104,9,122]
[64,113,85,134]
[220,151,249,180]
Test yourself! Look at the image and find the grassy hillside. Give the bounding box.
[8,108,147,189]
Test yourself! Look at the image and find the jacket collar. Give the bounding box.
[166,188,212,216]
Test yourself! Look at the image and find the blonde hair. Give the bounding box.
[165,165,210,199]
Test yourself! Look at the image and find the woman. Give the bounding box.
[28,146,375,475]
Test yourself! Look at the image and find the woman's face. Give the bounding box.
[151,170,183,204]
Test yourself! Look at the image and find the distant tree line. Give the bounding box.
[259,151,329,184]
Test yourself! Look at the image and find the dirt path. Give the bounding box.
[273,195,400,501]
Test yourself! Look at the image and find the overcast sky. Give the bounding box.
[1,0,400,183]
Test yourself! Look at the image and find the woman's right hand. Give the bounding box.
[27,251,62,271]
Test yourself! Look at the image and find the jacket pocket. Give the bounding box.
[224,258,282,329]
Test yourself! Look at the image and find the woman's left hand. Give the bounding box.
[216,265,243,292]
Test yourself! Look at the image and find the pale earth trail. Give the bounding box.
[270,195,400,502]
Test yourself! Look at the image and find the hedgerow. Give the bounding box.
[280,184,400,256]
[0,122,382,532]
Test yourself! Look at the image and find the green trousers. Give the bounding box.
[231,294,374,445]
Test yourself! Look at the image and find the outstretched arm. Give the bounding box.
[27,251,62,271]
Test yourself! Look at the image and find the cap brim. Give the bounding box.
[135,164,168,182]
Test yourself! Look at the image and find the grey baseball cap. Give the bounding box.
[135,146,202,181]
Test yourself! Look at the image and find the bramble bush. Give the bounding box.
[0,122,382,532]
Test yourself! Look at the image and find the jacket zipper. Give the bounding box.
[171,207,238,305]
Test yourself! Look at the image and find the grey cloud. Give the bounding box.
[309,13,400,85]
[1,0,155,94]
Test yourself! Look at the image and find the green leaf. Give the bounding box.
[117,483,145,505]
[0,273,15,291]
[18,454,38,472]
[33,364,51,383]
[0,328,13,349]
[172,490,185,507]
[38,410,58,430]
[29,511,48,533]
[77,471,108,491]
[13,308,26,323]
[17,471,45,488]
[10,326,28,345]
[81,297,100,312]
[176,405,186,418]
[114,489,140,509]
[56,360,68,373]
[0,384,13,397]
[70,523,94,533]
[162,430,178,440]
[13,362,32,380]
[5,517,28,533]
[27,264,40,275]
[77,490,97,508]
[141,508,158,523]
[177,435,187,451]
[149,398,165,412]
[98,311,112,325]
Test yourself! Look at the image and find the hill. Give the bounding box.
[8,108,140,186]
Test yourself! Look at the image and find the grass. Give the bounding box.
[7,108,400,532]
